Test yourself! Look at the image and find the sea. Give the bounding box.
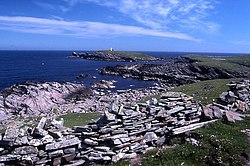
[0,51,244,92]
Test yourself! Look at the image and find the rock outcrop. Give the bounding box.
[203,80,250,122]
[0,80,248,165]
[0,82,84,120]
[100,60,249,86]
[0,81,167,132]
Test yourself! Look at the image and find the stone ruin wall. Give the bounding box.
[0,80,249,166]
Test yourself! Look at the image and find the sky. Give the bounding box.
[0,0,250,53]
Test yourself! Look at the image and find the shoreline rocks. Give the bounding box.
[100,58,249,86]
[0,82,84,120]
[0,80,248,165]
[0,81,167,132]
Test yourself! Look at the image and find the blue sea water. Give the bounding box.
[0,50,244,91]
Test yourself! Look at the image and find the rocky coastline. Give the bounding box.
[100,57,250,86]
[0,81,167,132]
[0,80,249,165]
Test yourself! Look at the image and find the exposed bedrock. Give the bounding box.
[0,81,166,125]
[100,62,249,86]
[0,82,84,120]
[0,80,249,165]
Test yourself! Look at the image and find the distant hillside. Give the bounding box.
[185,54,250,72]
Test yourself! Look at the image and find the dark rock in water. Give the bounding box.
[76,73,89,79]
[92,80,116,89]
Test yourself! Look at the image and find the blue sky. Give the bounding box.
[0,0,250,53]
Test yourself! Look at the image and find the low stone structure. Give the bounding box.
[203,80,250,122]
[0,80,249,165]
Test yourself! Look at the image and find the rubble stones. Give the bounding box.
[0,80,249,165]
[45,137,81,150]
[12,146,38,155]
[202,80,250,122]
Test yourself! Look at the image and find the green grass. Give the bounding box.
[139,78,242,105]
[172,78,242,105]
[226,55,250,67]
[186,54,250,72]
[99,50,155,61]
[125,118,250,166]
[59,112,100,128]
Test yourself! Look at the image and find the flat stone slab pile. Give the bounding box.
[0,92,207,165]
[0,80,249,165]
[203,80,250,122]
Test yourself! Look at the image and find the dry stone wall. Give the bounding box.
[0,80,249,165]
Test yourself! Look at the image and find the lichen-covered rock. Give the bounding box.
[12,146,38,155]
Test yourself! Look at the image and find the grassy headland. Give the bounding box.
[186,54,250,72]
[98,50,156,61]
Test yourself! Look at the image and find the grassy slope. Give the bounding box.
[99,50,154,60]
[140,79,242,105]
[186,55,250,72]
[59,112,100,128]
[172,78,242,105]
[129,118,250,166]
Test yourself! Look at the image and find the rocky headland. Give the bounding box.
[100,56,250,86]
[70,50,162,62]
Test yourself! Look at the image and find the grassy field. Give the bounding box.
[59,112,100,128]
[100,50,155,61]
[186,54,250,72]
